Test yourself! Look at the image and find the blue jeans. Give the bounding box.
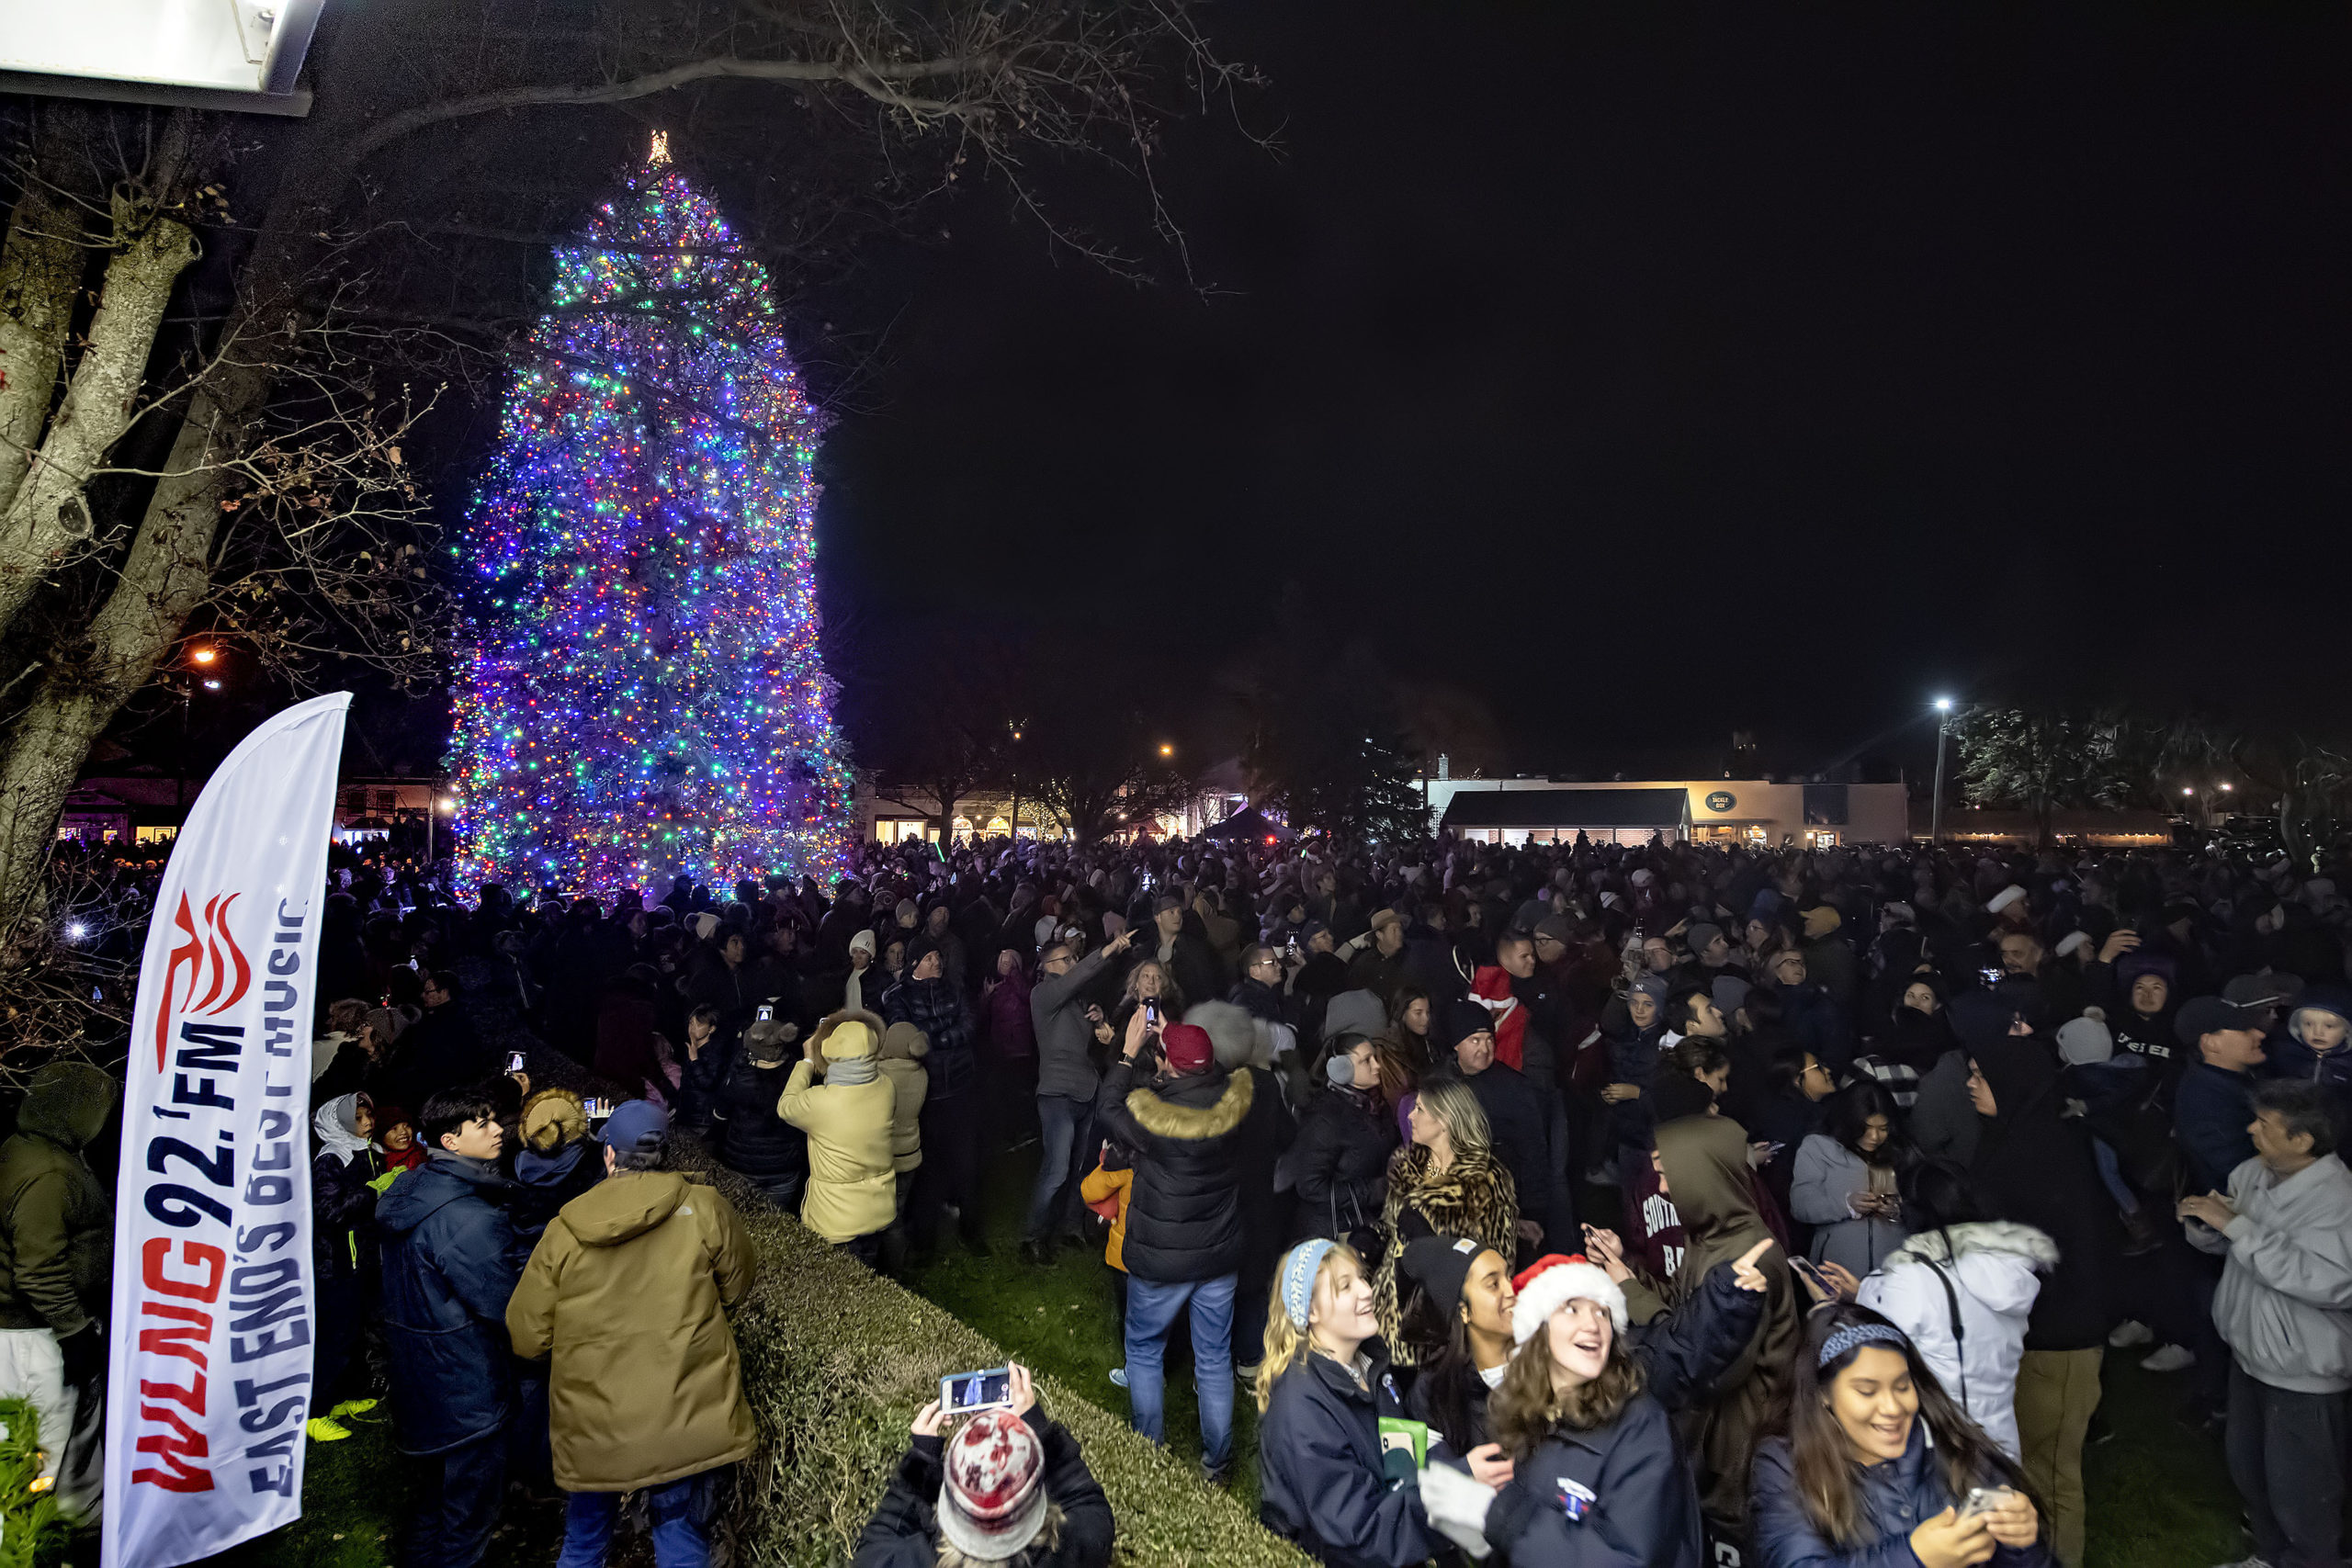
[1124,1273,1236,1472]
[555,1472,717,1568]
[1024,1094,1095,1242]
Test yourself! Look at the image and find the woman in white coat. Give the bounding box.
[1854,1160,2054,1460]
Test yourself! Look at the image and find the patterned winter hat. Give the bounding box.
[937,1410,1048,1561]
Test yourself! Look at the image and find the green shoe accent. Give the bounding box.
[328,1397,379,1419]
[305,1416,353,1443]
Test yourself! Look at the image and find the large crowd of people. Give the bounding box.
[20,825,2352,1567]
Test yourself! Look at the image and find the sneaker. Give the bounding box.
[327,1397,379,1420]
[1235,1361,1261,1384]
[2140,1344,2197,1373]
[2109,1319,2155,1348]
[1019,1238,1054,1267]
[1109,1368,1129,1389]
[305,1416,353,1443]
[1201,1461,1230,1488]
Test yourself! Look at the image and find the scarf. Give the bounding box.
[313,1094,374,1168]
[825,1054,880,1087]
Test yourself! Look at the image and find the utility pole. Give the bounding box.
[1930,698,1955,843]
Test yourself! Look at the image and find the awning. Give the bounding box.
[1441,788,1689,831]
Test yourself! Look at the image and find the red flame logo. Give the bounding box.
[154,892,251,1072]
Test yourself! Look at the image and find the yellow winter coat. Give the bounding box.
[505,1172,758,1492]
[778,1014,896,1242]
[877,1021,930,1174]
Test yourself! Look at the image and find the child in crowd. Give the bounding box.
[1080,1139,1135,1389]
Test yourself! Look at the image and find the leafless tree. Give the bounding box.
[0,0,1259,941]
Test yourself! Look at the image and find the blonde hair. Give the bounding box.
[1413,1077,1494,1168]
[1254,1242,1365,1413]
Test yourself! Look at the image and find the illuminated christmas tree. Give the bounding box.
[448,134,854,893]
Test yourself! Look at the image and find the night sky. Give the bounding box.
[813,2,2352,775]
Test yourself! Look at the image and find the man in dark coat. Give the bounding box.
[1092,1017,1255,1483]
[377,1086,527,1567]
[887,938,985,1259]
[0,1064,116,1514]
[2175,996,2267,1194]
[1429,1002,1565,1254]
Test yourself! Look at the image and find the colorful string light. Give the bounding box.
[447,147,855,896]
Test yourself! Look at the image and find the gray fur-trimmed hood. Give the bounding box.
[1883,1219,2059,1272]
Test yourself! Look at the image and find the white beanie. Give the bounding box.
[1510,1256,1628,1348]
[2054,929,2092,959]
[2055,1010,2114,1066]
[1986,885,2029,916]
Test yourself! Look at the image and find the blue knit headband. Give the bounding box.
[1819,1323,1911,1369]
[1280,1239,1338,1329]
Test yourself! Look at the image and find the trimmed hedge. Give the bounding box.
[671,1140,1312,1568]
[481,972,1307,1568]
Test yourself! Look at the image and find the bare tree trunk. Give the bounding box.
[0,364,256,921]
[0,197,199,637]
[0,156,89,513]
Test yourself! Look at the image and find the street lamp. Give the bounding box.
[1929,698,1958,845]
[1159,743,1173,758]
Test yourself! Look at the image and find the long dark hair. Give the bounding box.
[1825,1081,1913,1172]
[1767,1304,2041,1547]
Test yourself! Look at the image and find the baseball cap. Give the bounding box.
[2175,996,2266,1047]
[597,1099,670,1154]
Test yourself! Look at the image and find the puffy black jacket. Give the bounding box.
[1091,1060,1255,1282]
[1750,1427,2054,1568]
[375,1154,526,1454]
[713,1058,808,1182]
[1291,1085,1398,1245]
[1258,1341,1432,1568]
[1483,1393,1704,1568]
[851,1405,1113,1568]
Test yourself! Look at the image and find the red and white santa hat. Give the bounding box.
[1510,1254,1628,1348]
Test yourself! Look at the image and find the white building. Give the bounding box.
[1426,777,1909,849]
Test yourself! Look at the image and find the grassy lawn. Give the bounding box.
[202,1122,2250,1567]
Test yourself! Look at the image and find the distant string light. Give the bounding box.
[447,141,854,895]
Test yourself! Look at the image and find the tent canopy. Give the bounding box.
[1202,806,1293,842]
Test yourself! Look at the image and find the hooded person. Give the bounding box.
[877,1021,933,1192]
[311,1090,388,1439]
[506,1100,760,1564]
[2270,983,2352,1150]
[1966,1030,2120,1568]
[714,1017,811,1206]
[2103,952,2183,1098]
[853,1377,1114,1568]
[0,1063,117,1512]
[513,1087,605,1238]
[1624,1114,1802,1543]
[779,1010,899,1262]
